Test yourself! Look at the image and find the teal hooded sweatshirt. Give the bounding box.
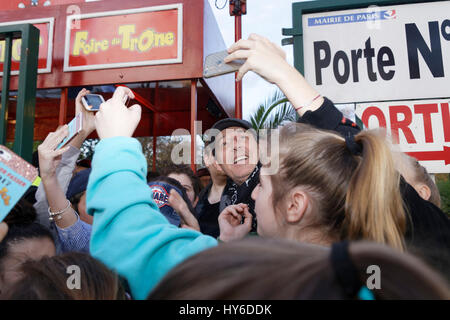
[87,137,218,300]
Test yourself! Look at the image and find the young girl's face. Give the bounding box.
[251,166,280,237]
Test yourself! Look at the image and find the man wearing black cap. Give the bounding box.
[199,118,260,232]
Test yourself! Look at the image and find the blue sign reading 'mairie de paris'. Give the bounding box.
[308,10,397,27]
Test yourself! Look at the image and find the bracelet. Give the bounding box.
[294,94,322,111]
[48,200,71,221]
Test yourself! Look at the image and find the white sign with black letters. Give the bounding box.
[302,1,450,103]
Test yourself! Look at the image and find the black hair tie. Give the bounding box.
[345,134,362,156]
[330,241,361,298]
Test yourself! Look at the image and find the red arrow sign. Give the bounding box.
[406,146,450,165]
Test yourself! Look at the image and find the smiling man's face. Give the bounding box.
[214,127,258,185]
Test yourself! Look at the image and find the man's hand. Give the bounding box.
[95,86,141,139]
[218,203,252,242]
[37,126,71,180]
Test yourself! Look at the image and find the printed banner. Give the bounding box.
[64,4,183,72]
[0,146,38,220]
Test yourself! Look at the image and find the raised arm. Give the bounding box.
[36,88,96,252]
[87,87,217,300]
[225,34,360,136]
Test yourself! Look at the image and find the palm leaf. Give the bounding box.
[248,90,298,131]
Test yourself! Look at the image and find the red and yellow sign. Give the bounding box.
[0,18,54,75]
[64,4,183,72]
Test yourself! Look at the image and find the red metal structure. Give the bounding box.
[0,0,235,171]
[230,0,246,119]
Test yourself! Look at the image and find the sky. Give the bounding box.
[206,0,307,121]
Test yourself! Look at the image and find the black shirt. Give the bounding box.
[195,182,222,238]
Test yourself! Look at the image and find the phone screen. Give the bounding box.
[83,94,104,111]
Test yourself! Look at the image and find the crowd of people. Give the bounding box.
[0,33,449,300]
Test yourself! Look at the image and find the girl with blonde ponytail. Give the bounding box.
[219,123,407,252]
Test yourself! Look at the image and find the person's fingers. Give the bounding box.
[112,86,135,103]
[75,88,85,101]
[228,39,255,53]
[0,222,8,242]
[53,145,70,157]
[236,62,252,82]
[219,206,238,221]
[43,126,68,149]
[224,50,251,64]
[243,207,252,224]
[228,207,244,224]
[168,189,182,210]
[169,188,179,199]
[129,104,142,122]
[51,125,69,147]
[248,33,265,42]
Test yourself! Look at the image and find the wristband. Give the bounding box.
[294,94,322,111]
[48,200,71,221]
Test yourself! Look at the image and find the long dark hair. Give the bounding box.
[148,238,449,300]
[0,199,54,270]
[6,252,126,300]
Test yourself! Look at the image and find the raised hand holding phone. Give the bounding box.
[76,88,97,136]
[203,50,245,78]
[225,33,323,116]
[95,86,141,140]
[224,33,289,83]
[38,126,71,180]
[38,126,78,228]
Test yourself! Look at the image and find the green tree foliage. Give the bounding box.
[436,175,450,214]
[248,90,298,131]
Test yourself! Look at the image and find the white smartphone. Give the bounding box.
[203,50,245,78]
[81,94,105,112]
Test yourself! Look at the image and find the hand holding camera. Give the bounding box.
[94,86,141,140]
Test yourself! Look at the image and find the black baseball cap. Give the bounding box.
[208,119,256,156]
[211,118,252,132]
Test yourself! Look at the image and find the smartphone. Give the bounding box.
[203,50,245,78]
[81,93,105,111]
[55,113,83,150]
[0,146,38,220]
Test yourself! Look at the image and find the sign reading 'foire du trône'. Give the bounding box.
[64,4,183,72]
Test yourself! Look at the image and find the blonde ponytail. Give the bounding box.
[345,131,406,251]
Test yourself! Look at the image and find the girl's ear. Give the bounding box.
[415,183,431,201]
[285,188,309,224]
